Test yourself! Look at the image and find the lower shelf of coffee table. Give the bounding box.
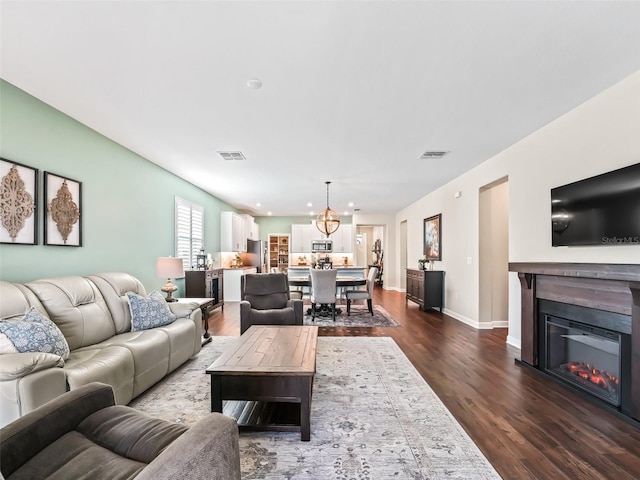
[222,400,302,432]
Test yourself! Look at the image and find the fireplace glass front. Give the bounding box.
[544,316,621,407]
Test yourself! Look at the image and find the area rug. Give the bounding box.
[131,336,499,479]
[302,304,401,327]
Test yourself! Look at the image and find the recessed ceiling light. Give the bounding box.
[246,78,262,89]
[344,211,349,215]
[348,202,354,207]
[307,202,312,207]
[267,211,272,216]
[256,202,261,207]
[309,211,314,216]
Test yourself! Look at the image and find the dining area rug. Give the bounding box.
[130,336,500,479]
[302,304,401,327]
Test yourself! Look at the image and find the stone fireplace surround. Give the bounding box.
[509,262,640,423]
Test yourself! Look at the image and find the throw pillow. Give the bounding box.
[0,308,70,360]
[126,291,177,332]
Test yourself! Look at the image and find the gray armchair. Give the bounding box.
[240,273,303,334]
[0,382,241,480]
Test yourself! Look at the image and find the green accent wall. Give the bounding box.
[0,80,234,294]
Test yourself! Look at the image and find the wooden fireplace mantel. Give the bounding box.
[509,262,640,420]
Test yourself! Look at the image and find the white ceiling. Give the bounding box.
[1,1,639,216]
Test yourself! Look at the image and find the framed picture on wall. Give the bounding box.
[0,158,38,245]
[424,213,441,261]
[44,171,82,246]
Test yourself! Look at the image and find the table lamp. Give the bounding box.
[156,257,184,302]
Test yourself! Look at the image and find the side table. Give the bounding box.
[175,297,215,345]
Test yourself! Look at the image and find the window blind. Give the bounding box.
[175,197,204,270]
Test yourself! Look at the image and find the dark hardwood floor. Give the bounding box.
[206,287,640,480]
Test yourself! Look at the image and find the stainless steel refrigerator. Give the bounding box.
[241,239,266,273]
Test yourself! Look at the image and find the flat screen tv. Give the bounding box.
[551,162,640,247]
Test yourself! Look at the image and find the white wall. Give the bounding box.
[479,179,509,328]
[394,70,640,347]
[353,213,396,289]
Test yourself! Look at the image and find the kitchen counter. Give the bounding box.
[223,267,258,301]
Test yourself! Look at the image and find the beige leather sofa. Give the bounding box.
[0,272,203,427]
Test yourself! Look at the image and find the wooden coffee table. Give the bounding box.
[206,325,318,441]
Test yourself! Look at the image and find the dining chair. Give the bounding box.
[344,267,378,316]
[310,269,338,321]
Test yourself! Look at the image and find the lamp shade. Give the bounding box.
[156,257,184,279]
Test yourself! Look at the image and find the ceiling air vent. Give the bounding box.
[218,151,246,161]
[419,151,449,160]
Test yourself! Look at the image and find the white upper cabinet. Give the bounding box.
[331,224,353,253]
[291,224,313,253]
[242,214,259,240]
[221,212,246,252]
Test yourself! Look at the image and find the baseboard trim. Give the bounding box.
[506,335,521,349]
[443,309,495,330]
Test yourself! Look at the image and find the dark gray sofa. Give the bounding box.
[0,382,241,480]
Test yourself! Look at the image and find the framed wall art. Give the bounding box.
[0,158,38,245]
[44,171,82,246]
[423,213,441,261]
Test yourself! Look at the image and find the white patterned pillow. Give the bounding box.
[0,308,70,360]
[126,290,177,332]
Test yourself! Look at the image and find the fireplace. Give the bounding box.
[509,263,640,424]
[538,300,631,410]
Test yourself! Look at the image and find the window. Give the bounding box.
[175,197,204,271]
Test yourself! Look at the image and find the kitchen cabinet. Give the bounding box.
[223,267,257,302]
[269,234,290,272]
[242,214,259,240]
[327,224,353,253]
[184,269,224,312]
[221,212,246,252]
[406,269,444,311]
[291,224,312,253]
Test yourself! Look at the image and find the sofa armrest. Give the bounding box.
[167,301,199,319]
[0,382,115,479]
[287,298,304,325]
[135,413,241,480]
[0,352,64,381]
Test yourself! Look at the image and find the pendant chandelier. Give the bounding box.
[316,181,340,237]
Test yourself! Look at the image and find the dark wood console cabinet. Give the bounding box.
[406,269,444,312]
[185,269,224,314]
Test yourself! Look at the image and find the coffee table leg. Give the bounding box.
[300,377,312,441]
[210,376,222,413]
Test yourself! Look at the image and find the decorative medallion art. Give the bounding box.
[0,158,38,245]
[44,172,82,247]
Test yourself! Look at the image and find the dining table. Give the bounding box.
[288,275,367,316]
[287,275,367,288]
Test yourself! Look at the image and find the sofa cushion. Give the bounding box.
[65,347,135,405]
[0,308,70,360]
[6,430,146,480]
[88,273,147,334]
[24,276,116,350]
[126,291,176,332]
[78,405,187,463]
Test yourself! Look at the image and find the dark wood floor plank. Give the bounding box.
[207,288,640,479]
